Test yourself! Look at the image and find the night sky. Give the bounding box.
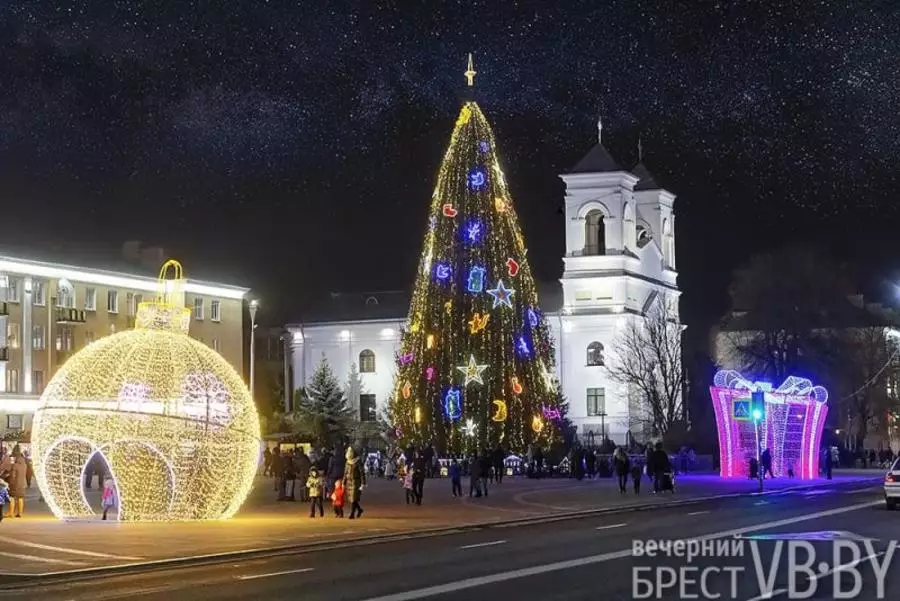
[2,2,899,330]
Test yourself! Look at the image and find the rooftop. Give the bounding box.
[295,281,565,325]
[568,143,623,174]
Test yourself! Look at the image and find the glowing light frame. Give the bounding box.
[31,260,261,522]
[710,370,828,480]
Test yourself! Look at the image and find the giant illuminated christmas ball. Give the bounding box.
[32,261,261,521]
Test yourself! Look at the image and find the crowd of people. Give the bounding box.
[0,444,33,519]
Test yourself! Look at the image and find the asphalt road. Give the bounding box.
[1,482,895,601]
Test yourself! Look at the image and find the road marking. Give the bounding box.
[358,500,880,601]
[845,487,877,494]
[595,523,627,530]
[686,511,709,516]
[459,540,507,550]
[753,501,769,506]
[236,567,315,581]
[744,552,885,601]
[0,536,143,560]
[802,490,830,496]
[0,550,85,566]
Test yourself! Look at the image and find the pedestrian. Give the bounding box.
[344,447,366,519]
[469,453,483,497]
[306,468,324,518]
[412,451,426,505]
[0,478,9,523]
[631,462,642,494]
[330,478,345,517]
[614,448,630,494]
[449,459,462,497]
[263,447,272,476]
[101,477,118,520]
[479,451,491,498]
[0,450,27,518]
[403,467,415,504]
[650,442,671,494]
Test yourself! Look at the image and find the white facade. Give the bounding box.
[287,142,680,444]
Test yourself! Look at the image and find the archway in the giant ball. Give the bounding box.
[102,440,177,521]
[41,436,177,521]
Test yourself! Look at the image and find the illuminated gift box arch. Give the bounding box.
[709,370,828,480]
[31,261,261,521]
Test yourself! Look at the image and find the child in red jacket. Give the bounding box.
[331,478,345,518]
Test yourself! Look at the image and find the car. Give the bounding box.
[884,458,900,509]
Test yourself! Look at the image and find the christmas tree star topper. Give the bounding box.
[456,354,488,387]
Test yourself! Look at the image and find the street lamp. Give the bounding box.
[249,299,259,401]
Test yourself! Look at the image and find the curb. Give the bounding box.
[0,476,881,589]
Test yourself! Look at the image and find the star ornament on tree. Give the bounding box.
[456,354,488,387]
[463,418,477,437]
[487,280,515,309]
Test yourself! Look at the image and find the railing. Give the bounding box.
[55,308,87,324]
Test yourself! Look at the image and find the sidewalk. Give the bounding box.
[0,470,882,578]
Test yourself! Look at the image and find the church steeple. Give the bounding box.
[464,53,477,87]
[569,115,621,174]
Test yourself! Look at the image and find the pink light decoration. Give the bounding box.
[399,353,415,365]
[542,407,561,420]
[710,370,828,480]
[425,366,436,381]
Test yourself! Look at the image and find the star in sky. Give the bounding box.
[487,280,515,309]
[456,354,488,387]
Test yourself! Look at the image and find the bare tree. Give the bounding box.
[830,326,900,447]
[607,294,684,437]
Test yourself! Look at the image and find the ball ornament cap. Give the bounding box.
[31,260,261,522]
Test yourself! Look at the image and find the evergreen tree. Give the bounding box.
[390,62,563,454]
[287,355,354,447]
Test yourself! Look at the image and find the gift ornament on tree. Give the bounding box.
[389,54,564,454]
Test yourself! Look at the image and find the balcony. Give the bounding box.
[0,347,8,361]
[55,308,87,324]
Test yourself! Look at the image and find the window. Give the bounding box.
[212,338,220,352]
[210,300,221,322]
[56,327,74,351]
[6,278,19,303]
[33,370,45,394]
[107,290,118,313]
[126,292,143,317]
[584,209,606,256]
[5,369,18,393]
[84,331,96,345]
[586,341,605,366]
[6,322,19,349]
[360,394,377,422]
[193,298,204,320]
[587,388,606,416]
[32,324,45,350]
[57,286,74,308]
[359,349,376,373]
[33,280,45,306]
[84,287,97,311]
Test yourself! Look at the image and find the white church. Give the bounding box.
[286,124,680,445]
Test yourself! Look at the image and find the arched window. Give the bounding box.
[586,341,605,366]
[359,349,376,373]
[623,203,636,250]
[662,218,674,267]
[584,210,605,256]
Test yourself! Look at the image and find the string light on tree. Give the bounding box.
[31,260,261,522]
[388,54,567,453]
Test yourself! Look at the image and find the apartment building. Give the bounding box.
[0,253,249,438]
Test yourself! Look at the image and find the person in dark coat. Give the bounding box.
[295,449,312,502]
[469,452,483,497]
[479,451,491,497]
[650,443,671,493]
[613,448,631,494]
[761,448,773,479]
[412,450,427,505]
[492,446,505,484]
[343,447,366,519]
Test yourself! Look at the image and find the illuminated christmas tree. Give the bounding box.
[390,55,564,454]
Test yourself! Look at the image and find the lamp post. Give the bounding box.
[249,300,259,401]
